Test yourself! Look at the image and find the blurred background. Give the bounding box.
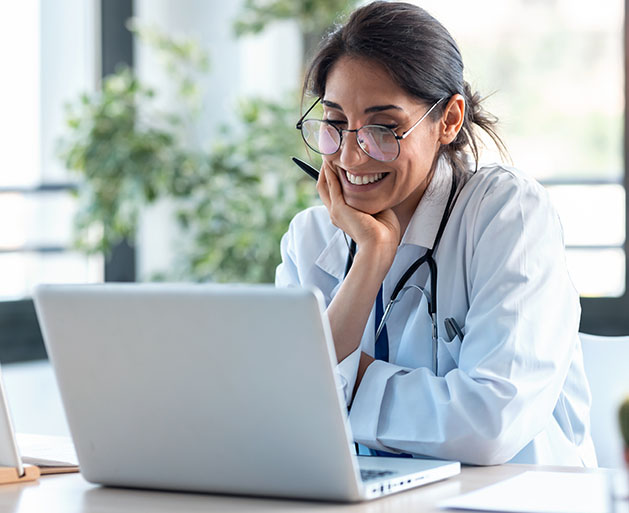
[0,0,628,468]
[0,0,627,354]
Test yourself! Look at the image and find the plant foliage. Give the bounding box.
[173,97,320,283]
[59,22,319,282]
[620,396,629,449]
[59,1,360,283]
[234,0,357,38]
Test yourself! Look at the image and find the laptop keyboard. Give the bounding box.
[360,469,395,481]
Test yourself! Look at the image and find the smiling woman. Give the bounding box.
[276,1,598,467]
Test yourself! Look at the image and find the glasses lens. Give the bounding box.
[301,120,340,155]
[357,126,399,161]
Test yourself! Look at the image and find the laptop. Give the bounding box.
[0,365,78,480]
[33,283,460,502]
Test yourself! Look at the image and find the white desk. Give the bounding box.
[0,464,624,513]
[0,362,626,512]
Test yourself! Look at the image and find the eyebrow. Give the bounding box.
[322,100,404,114]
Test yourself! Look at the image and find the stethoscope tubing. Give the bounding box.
[344,177,459,375]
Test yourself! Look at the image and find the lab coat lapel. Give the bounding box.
[314,229,349,283]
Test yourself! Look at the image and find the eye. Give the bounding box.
[324,119,347,126]
[375,123,398,130]
[368,118,399,130]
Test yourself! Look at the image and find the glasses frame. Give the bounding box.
[296,97,444,162]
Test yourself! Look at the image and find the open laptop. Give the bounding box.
[0,365,78,480]
[33,283,460,502]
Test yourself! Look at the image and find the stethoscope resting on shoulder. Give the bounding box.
[292,157,464,375]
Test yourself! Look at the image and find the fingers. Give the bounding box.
[316,163,331,210]
[317,163,400,255]
[317,161,344,209]
[319,163,349,229]
[324,164,344,204]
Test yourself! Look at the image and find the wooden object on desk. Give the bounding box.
[0,464,39,485]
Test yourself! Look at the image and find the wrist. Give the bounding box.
[353,352,375,397]
[354,243,396,271]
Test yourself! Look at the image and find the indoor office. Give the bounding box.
[0,0,628,511]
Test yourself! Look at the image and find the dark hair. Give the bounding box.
[303,1,507,174]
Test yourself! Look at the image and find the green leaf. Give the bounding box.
[57,1,346,282]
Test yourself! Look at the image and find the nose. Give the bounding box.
[337,129,369,169]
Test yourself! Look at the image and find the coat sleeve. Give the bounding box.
[275,226,300,289]
[349,176,582,465]
[275,212,361,406]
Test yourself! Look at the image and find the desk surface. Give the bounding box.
[0,464,623,513]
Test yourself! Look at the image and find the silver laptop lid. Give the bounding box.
[34,283,364,500]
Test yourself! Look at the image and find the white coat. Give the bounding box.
[275,158,597,466]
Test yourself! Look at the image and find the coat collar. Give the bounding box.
[400,157,453,249]
[314,157,453,281]
[314,229,351,282]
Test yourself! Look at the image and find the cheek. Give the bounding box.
[402,133,439,170]
[392,147,435,190]
[397,148,424,176]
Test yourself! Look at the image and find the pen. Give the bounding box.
[292,157,320,181]
[444,317,464,341]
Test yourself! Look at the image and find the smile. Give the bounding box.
[345,171,387,185]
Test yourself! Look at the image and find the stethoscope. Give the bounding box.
[342,177,461,376]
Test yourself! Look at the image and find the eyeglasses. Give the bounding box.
[295,98,443,162]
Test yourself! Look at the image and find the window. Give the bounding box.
[0,0,132,361]
[0,1,102,300]
[415,0,628,333]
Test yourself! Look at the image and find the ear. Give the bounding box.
[439,94,465,145]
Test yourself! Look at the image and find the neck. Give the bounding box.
[395,157,441,241]
[393,189,424,242]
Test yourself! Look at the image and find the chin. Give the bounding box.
[346,199,384,215]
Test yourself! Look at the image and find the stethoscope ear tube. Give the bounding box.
[344,239,356,278]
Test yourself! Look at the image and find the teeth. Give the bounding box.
[345,171,385,185]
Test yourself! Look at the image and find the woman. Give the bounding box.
[276,1,596,466]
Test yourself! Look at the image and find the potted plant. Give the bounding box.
[58,24,317,283]
[620,396,629,465]
[59,1,362,283]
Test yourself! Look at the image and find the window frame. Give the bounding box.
[540,175,629,335]
[577,2,629,335]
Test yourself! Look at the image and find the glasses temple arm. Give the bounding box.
[399,97,444,140]
[296,97,322,129]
